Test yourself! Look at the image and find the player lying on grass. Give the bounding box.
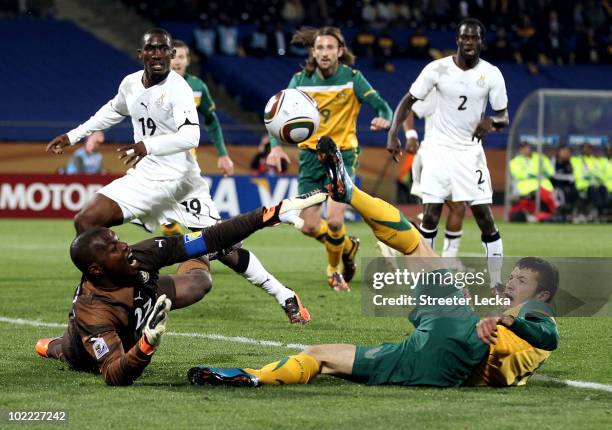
[188,137,559,388]
[35,192,325,386]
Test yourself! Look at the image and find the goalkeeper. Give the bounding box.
[188,138,560,388]
[34,192,325,386]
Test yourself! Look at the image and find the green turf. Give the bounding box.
[0,220,611,429]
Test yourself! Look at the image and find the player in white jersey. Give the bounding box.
[403,89,467,258]
[387,18,509,291]
[46,29,310,324]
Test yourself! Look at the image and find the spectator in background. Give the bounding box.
[250,134,287,176]
[361,0,377,25]
[515,14,539,74]
[488,27,514,62]
[194,20,217,58]
[281,0,305,26]
[509,142,556,222]
[65,131,105,175]
[270,23,289,56]
[551,144,578,222]
[218,16,239,55]
[354,25,377,59]
[245,23,269,57]
[374,32,395,71]
[574,29,601,64]
[407,27,431,59]
[571,143,608,221]
[545,10,568,65]
[603,144,612,218]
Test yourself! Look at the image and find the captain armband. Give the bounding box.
[183,231,208,257]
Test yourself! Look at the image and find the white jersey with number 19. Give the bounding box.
[66,70,200,181]
[409,55,507,150]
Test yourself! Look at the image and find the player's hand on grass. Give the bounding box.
[217,155,235,176]
[117,142,147,167]
[472,117,494,142]
[143,294,172,348]
[46,134,71,154]
[476,315,500,345]
[266,146,291,173]
[370,117,391,131]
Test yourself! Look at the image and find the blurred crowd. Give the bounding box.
[509,142,611,223]
[117,0,612,67]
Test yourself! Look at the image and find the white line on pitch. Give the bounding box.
[3,315,611,393]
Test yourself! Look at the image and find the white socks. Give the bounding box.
[242,251,294,305]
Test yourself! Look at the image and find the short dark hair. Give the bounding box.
[456,18,486,40]
[142,28,173,47]
[70,227,107,276]
[515,257,559,302]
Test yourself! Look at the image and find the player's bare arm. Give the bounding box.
[46,134,71,154]
[472,108,509,142]
[387,93,418,161]
[217,155,235,176]
[402,111,419,154]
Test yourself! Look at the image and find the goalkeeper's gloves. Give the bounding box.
[140,294,172,355]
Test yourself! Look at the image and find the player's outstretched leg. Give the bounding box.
[316,136,421,255]
[189,353,321,387]
[316,136,360,290]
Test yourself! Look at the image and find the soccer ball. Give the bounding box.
[264,89,320,144]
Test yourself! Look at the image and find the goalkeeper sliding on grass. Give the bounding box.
[189,137,559,388]
[34,192,325,386]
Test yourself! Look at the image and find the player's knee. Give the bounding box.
[74,211,92,234]
[327,219,344,232]
[302,345,325,361]
[301,220,321,237]
[421,211,441,229]
[189,270,212,301]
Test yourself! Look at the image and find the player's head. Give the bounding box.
[580,142,592,156]
[171,39,190,76]
[70,227,138,281]
[519,141,532,156]
[138,28,174,80]
[504,257,559,306]
[292,26,355,76]
[85,131,104,154]
[456,18,485,61]
[557,144,572,161]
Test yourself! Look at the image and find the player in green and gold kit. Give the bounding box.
[161,39,234,237]
[266,27,393,292]
[189,141,559,388]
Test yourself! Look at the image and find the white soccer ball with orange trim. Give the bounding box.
[264,89,320,144]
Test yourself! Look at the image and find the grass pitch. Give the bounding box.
[0,219,611,429]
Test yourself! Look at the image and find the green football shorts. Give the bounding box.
[352,315,488,387]
[297,147,360,195]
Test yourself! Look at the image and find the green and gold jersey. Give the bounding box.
[466,300,559,387]
[183,73,227,157]
[273,64,392,151]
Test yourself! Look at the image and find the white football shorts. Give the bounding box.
[98,171,220,232]
[420,144,492,205]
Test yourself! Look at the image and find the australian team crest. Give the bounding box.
[476,74,486,88]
